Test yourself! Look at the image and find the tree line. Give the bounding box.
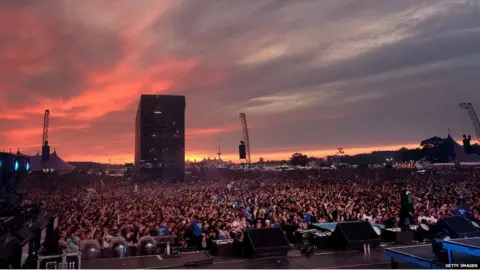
[273,136,480,167]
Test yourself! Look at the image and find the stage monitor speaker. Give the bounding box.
[239,144,246,159]
[182,251,214,267]
[243,227,289,258]
[42,145,50,162]
[330,221,381,250]
[435,216,479,238]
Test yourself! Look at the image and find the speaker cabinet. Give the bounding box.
[435,216,479,238]
[239,144,246,159]
[330,221,381,250]
[243,228,289,258]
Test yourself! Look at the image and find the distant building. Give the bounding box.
[327,155,342,166]
[201,157,226,167]
[135,95,186,181]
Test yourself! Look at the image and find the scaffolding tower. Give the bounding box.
[239,113,251,164]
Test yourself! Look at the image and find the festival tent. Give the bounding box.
[416,135,480,167]
[447,135,480,162]
[29,149,76,172]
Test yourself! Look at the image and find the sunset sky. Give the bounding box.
[1,0,480,164]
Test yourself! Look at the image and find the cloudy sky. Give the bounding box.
[1,0,480,163]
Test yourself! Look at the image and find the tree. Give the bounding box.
[258,157,264,163]
[420,137,444,149]
[396,147,423,162]
[290,153,309,167]
[420,136,455,163]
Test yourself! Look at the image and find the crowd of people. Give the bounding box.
[20,168,480,251]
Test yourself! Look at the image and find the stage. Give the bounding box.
[78,237,480,269]
[209,250,395,269]
[386,238,480,269]
[81,248,409,269]
[312,222,385,232]
[82,252,214,269]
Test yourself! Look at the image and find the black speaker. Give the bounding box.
[239,144,246,159]
[42,144,50,162]
[462,135,472,154]
[435,216,479,238]
[243,228,289,258]
[329,221,381,250]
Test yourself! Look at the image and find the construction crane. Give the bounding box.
[217,138,222,160]
[239,113,251,164]
[42,110,50,146]
[459,102,480,143]
[42,110,51,162]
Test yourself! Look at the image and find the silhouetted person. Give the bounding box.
[399,190,414,231]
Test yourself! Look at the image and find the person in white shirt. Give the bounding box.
[418,213,437,225]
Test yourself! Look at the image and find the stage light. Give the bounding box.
[80,240,101,260]
[14,160,19,172]
[137,236,156,256]
[0,159,3,169]
[111,237,128,258]
[416,223,430,242]
[25,161,30,171]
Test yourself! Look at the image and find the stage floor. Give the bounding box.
[204,248,418,269]
[82,247,418,269]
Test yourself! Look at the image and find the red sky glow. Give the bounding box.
[1,0,479,163]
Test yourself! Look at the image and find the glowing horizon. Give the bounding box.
[0,1,478,164]
[58,142,423,164]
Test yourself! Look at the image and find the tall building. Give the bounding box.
[135,95,186,181]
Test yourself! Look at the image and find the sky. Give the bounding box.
[1,0,480,163]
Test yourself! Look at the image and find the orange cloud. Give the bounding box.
[62,154,134,164]
[186,125,240,137]
[6,124,91,141]
[2,1,470,167]
[64,142,425,164]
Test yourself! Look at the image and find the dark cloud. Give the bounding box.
[2,0,480,161]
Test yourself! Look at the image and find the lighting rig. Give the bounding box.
[0,151,59,269]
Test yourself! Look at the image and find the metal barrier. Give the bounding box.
[37,252,81,270]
